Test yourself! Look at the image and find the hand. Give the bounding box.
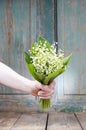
[0,61,56,99]
[30,80,56,99]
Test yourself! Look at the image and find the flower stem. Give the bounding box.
[39,99,51,110]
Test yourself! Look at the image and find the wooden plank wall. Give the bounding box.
[0,0,86,112]
[0,0,54,93]
[57,0,86,95]
[53,0,86,112]
[0,0,54,111]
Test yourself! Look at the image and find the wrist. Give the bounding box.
[19,76,32,94]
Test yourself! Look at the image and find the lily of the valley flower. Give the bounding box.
[24,36,71,109]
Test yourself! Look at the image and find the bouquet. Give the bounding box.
[24,36,71,110]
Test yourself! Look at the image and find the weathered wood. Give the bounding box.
[1,95,86,112]
[0,0,86,112]
[0,0,54,94]
[58,0,86,95]
[1,112,86,130]
[75,112,86,130]
[0,112,21,130]
[0,95,39,112]
[47,112,81,130]
[0,0,55,112]
[51,0,86,112]
[11,112,47,130]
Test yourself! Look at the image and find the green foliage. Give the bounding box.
[43,67,65,85]
[24,52,31,64]
[63,54,72,66]
[37,36,51,49]
[26,64,40,81]
[24,36,72,110]
[34,71,45,84]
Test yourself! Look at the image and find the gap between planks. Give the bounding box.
[0,112,47,130]
[47,112,86,130]
[0,112,86,130]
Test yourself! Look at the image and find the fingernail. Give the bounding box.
[38,91,43,96]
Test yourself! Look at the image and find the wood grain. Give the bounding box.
[47,112,81,130]
[75,112,86,130]
[0,112,21,130]
[11,112,47,130]
[0,0,86,112]
[1,112,86,130]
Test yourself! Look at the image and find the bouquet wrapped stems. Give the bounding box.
[39,99,51,110]
[24,36,71,110]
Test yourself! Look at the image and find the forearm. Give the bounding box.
[0,62,55,98]
[0,62,32,93]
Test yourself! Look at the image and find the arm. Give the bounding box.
[0,62,34,91]
[0,62,55,98]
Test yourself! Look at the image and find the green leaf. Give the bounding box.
[24,52,31,64]
[26,63,40,81]
[43,68,65,85]
[37,36,51,49]
[31,42,35,48]
[34,71,45,84]
[63,54,72,66]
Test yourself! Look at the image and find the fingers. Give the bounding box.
[41,85,50,92]
[38,88,54,99]
[41,80,56,91]
[39,96,53,99]
[38,91,54,99]
[32,80,56,98]
[40,80,55,93]
[38,89,54,96]
[49,80,56,89]
[37,80,56,99]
